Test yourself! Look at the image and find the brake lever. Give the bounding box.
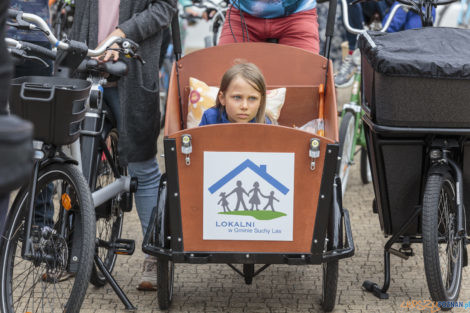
[9,48,49,67]
[134,54,146,65]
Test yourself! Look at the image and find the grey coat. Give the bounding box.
[71,0,176,163]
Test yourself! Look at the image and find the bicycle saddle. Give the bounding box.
[77,59,129,78]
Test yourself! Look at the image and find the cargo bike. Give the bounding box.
[359,0,470,307]
[142,2,354,311]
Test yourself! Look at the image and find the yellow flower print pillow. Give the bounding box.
[187,77,219,128]
[186,77,286,128]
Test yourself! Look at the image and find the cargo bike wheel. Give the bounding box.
[145,175,175,310]
[360,147,372,184]
[321,260,338,312]
[422,169,463,308]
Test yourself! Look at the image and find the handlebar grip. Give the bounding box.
[20,41,56,60]
[7,9,22,19]
[171,13,183,59]
[325,0,337,38]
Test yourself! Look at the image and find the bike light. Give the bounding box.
[181,134,192,165]
[309,138,321,170]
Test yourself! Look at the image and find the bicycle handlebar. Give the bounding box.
[341,0,409,34]
[6,38,57,60]
[8,10,139,57]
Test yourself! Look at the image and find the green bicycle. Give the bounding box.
[336,0,407,196]
[337,64,372,196]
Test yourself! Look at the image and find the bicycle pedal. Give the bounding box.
[399,245,414,257]
[388,247,409,260]
[113,238,135,255]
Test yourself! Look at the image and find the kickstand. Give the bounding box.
[362,206,422,300]
[94,254,137,311]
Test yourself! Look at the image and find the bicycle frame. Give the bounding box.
[340,70,366,162]
[68,76,134,208]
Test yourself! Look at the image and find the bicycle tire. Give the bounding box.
[0,163,95,313]
[321,260,338,312]
[360,147,372,184]
[337,111,356,196]
[422,169,463,309]
[90,129,126,287]
[157,258,175,310]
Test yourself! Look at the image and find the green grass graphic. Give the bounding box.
[218,210,286,220]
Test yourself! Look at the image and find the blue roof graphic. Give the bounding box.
[208,159,289,195]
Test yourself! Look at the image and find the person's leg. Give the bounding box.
[345,0,364,51]
[335,0,363,86]
[128,158,161,291]
[275,8,320,53]
[34,182,55,227]
[127,158,161,237]
[218,6,264,45]
[103,87,122,132]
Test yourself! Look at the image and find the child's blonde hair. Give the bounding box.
[215,62,267,123]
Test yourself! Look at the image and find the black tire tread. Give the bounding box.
[422,171,462,309]
[157,258,172,310]
[0,163,95,313]
[360,147,371,184]
[321,260,339,312]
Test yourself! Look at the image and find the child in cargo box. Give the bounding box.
[199,62,272,125]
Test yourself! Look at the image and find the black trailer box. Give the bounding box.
[359,27,470,128]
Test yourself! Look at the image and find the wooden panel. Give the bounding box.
[168,124,334,253]
[165,43,338,142]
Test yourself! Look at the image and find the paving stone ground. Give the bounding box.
[79,142,470,313]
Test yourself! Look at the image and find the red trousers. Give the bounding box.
[218,6,320,54]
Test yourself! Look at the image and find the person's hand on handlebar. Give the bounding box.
[95,28,126,63]
[183,6,216,20]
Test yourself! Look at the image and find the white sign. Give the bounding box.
[203,152,295,241]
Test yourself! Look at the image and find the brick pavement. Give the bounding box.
[79,156,470,313]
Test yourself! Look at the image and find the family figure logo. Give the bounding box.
[208,159,289,221]
[203,152,294,241]
[217,181,279,212]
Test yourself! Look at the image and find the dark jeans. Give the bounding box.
[345,0,389,50]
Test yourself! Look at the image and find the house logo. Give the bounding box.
[203,152,294,241]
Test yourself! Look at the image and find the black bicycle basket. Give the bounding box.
[9,76,91,146]
[359,27,470,128]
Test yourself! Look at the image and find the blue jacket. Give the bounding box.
[383,2,435,32]
[231,0,316,18]
[199,107,272,126]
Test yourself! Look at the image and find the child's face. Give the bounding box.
[218,76,262,123]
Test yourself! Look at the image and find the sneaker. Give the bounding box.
[137,256,157,291]
[334,53,357,87]
[42,271,75,283]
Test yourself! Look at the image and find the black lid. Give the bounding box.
[358,27,470,80]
